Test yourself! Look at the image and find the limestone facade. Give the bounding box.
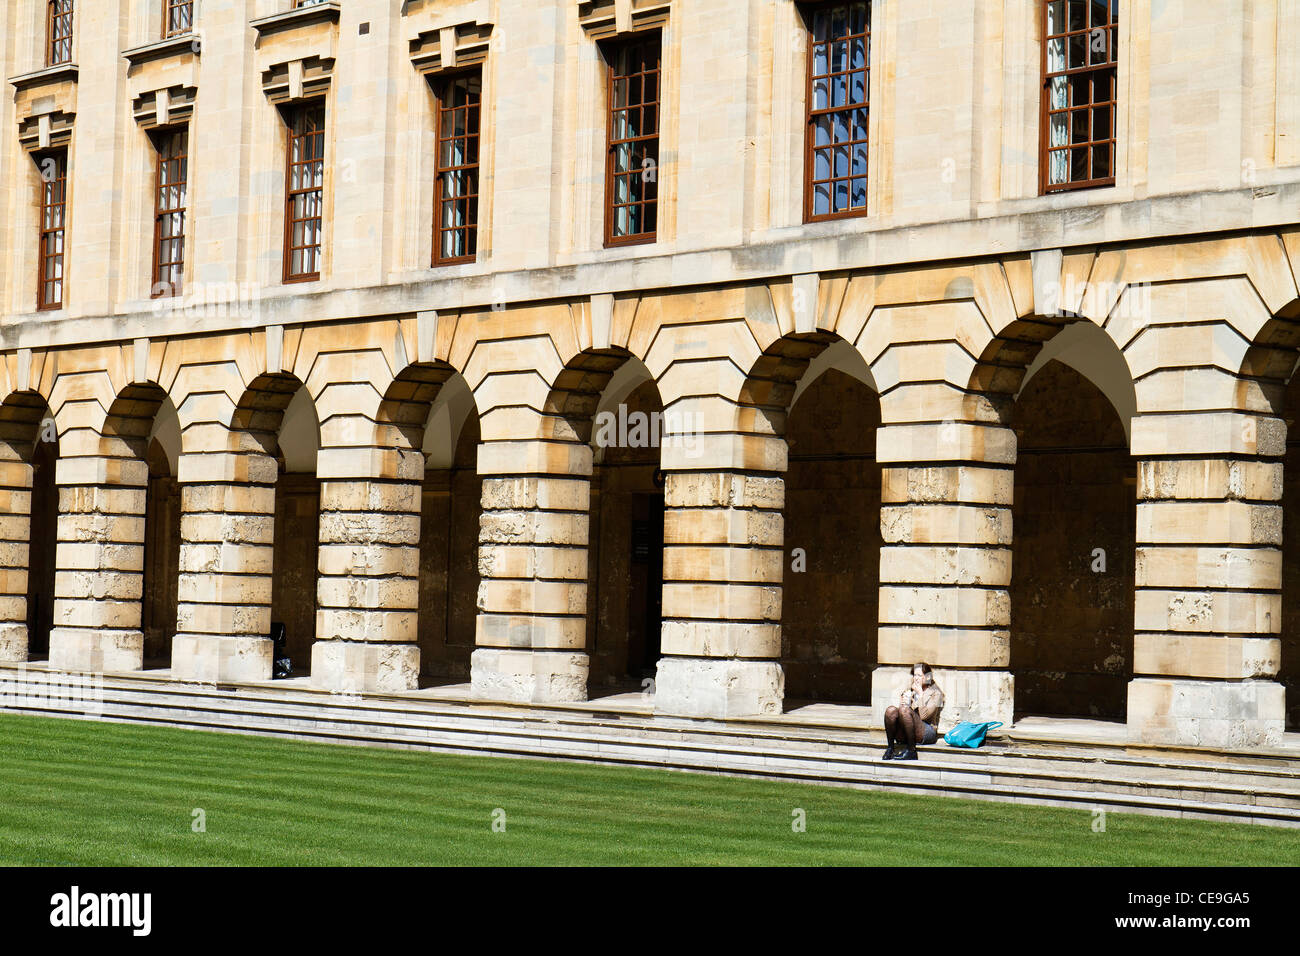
[2,0,1299,747]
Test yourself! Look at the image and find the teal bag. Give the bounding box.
[943,721,1003,748]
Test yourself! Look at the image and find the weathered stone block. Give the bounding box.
[311,640,421,694]
[470,647,588,703]
[653,656,784,718]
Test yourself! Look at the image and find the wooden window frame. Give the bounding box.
[151,127,188,298]
[36,150,68,312]
[46,0,74,67]
[802,1,871,223]
[163,0,194,39]
[282,101,326,284]
[432,70,481,267]
[1039,0,1118,195]
[602,31,661,249]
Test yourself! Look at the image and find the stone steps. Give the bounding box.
[2,665,1297,827]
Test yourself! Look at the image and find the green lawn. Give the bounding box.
[0,711,1293,866]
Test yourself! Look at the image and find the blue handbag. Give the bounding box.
[943,720,1003,748]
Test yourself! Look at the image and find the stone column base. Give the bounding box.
[311,641,420,694]
[1128,678,1285,748]
[0,623,27,662]
[48,627,143,673]
[653,657,784,719]
[470,648,588,703]
[871,666,1013,731]
[172,634,272,683]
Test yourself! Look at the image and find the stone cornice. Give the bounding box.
[250,2,342,38]
[8,63,78,92]
[5,182,1300,353]
[122,34,200,68]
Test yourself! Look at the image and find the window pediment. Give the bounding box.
[578,0,670,40]
[262,56,335,105]
[132,85,198,130]
[409,20,493,77]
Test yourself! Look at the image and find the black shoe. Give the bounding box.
[896,748,918,761]
[881,746,896,760]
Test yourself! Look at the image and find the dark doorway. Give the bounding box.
[627,491,664,679]
[141,438,180,667]
[1011,359,1135,721]
[271,469,320,673]
[781,368,881,704]
[26,436,58,658]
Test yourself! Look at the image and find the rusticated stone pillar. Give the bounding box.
[171,448,276,683]
[650,384,787,718]
[1128,334,1285,746]
[311,444,423,693]
[871,382,1016,728]
[655,469,786,718]
[47,455,148,673]
[471,430,591,702]
[0,456,33,661]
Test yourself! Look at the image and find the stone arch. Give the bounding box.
[972,316,1137,721]
[738,332,883,706]
[1263,307,1300,730]
[0,391,57,662]
[543,347,668,692]
[99,383,183,668]
[374,361,484,684]
[230,372,320,672]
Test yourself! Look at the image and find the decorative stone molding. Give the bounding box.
[8,63,78,92]
[252,1,339,104]
[261,55,335,106]
[123,34,199,68]
[17,109,75,153]
[578,0,670,40]
[132,85,198,131]
[9,64,78,152]
[250,2,341,38]
[409,20,494,76]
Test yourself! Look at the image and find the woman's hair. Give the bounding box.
[912,662,936,688]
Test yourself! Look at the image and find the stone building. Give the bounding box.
[0,0,1296,749]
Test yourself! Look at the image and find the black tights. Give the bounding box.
[884,705,921,750]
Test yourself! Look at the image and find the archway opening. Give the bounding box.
[781,346,881,705]
[141,422,181,669]
[1010,349,1135,721]
[590,375,665,687]
[1281,370,1300,729]
[269,383,320,675]
[416,372,482,685]
[27,424,58,659]
[100,384,182,670]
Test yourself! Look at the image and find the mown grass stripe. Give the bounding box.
[0,712,1292,866]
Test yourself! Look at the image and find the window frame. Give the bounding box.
[432,69,482,268]
[282,101,326,284]
[1039,0,1119,195]
[802,1,872,223]
[602,31,661,249]
[46,0,74,68]
[36,149,68,312]
[151,126,188,298]
[162,0,194,39]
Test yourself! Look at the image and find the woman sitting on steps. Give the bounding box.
[882,662,944,761]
